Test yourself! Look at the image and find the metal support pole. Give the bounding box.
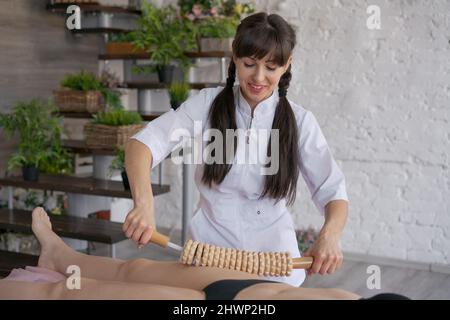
[8,187,13,210]
[158,161,163,185]
[110,244,116,258]
[220,57,227,83]
[181,163,194,245]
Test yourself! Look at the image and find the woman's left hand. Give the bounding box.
[303,232,343,276]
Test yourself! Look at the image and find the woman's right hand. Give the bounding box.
[123,203,156,248]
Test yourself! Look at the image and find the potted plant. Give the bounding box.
[196,16,239,52]
[132,2,198,83]
[168,81,190,110]
[108,146,129,190]
[179,0,254,52]
[0,99,73,181]
[84,108,144,149]
[53,70,123,114]
[105,32,146,56]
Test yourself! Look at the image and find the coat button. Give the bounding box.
[257,210,261,214]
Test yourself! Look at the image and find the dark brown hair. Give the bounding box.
[201,12,299,206]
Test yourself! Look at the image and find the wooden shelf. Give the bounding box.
[57,111,164,121]
[62,139,181,160]
[121,82,225,90]
[0,208,127,244]
[62,139,116,155]
[71,28,132,34]
[46,3,142,15]
[0,174,170,198]
[0,250,39,277]
[99,51,232,60]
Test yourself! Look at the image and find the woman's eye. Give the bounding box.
[244,63,276,71]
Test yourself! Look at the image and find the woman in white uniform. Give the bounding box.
[124,12,349,287]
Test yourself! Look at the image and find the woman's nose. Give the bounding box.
[253,66,266,82]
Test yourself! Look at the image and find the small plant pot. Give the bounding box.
[121,171,130,190]
[93,210,111,220]
[157,65,175,84]
[170,100,182,110]
[22,166,39,182]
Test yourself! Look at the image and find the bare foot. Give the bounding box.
[31,207,66,271]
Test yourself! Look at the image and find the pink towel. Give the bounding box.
[4,266,66,283]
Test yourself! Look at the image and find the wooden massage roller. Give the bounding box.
[149,231,314,277]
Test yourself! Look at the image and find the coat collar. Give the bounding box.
[233,85,279,119]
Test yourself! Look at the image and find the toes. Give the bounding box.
[32,207,49,221]
[33,206,43,214]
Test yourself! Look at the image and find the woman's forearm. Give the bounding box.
[319,200,348,238]
[125,139,154,208]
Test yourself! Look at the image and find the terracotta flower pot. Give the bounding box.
[105,42,147,56]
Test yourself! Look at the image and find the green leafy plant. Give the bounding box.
[39,143,74,175]
[108,146,130,190]
[60,70,123,110]
[108,31,137,43]
[91,109,142,126]
[132,2,198,76]
[169,81,190,104]
[109,146,125,175]
[23,191,42,209]
[0,99,73,173]
[196,16,239,38]
[60,71,102,91]
[222,0,255,19]
[178,0,217,16]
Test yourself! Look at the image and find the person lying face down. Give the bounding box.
[0,207,410,300]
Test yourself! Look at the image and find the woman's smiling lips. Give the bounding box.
[248,82,266,94]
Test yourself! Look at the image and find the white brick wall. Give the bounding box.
[153,0,450,267]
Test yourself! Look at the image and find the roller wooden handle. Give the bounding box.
[150,230,170,247]
[293,256,314,269]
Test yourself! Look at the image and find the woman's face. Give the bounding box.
[233,53,292,109]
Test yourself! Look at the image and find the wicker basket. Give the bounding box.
[53,89,105,113]
[84,123,145,148]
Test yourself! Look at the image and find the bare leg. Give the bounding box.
[32,207,125,281]
[0,278,205,300]
[33,207,259,291]
[235,283,361,300]
[33,207,361,299]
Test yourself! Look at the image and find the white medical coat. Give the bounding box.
[132,85,348,286]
